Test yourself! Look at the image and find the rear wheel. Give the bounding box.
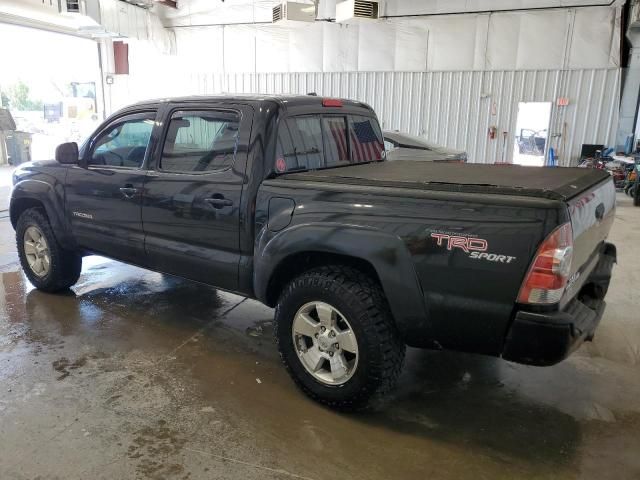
[16,208,82,292]
[275,265,405,410]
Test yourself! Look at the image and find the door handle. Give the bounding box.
[119,186,139,199]
[204,196,233,209]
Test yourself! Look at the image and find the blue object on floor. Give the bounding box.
[547,147,557,166]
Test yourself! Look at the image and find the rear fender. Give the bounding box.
[254,223,428,339]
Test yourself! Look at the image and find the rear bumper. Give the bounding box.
[502,242,616,366]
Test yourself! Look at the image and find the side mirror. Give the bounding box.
[55,142,79,165]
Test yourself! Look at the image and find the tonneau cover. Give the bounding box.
[280,161,612,201]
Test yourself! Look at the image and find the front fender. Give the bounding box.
[10,179,75,250]
[254,222,428,340]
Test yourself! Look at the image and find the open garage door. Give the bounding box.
[0,23,102,164]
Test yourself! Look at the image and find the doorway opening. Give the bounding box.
[0,23,102,165]
[513,102,552,166]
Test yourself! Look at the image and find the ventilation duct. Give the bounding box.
[65,0,80,13]
[272,2,316,23]
[59,0,86,15]
[273,3,283,22]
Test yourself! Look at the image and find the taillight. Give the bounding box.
[517,223,573,305]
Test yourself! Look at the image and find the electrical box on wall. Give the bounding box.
[335,0,380,23]
[272,2,316,23]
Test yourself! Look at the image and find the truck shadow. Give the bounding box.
[360,348,581,470]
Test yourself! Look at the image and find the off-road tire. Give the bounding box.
[275,265,405,411]
[16,207,82,292]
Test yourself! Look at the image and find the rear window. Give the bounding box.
[275,113,383,173]
[323,117,349,166]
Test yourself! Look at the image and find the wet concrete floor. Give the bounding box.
[0,193,639,479]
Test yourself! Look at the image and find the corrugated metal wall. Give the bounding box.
[119,68,620,165]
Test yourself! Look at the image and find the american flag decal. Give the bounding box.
[351,120,383,162]
[327,118,349,162]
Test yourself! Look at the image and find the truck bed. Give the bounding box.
[280,161,612,201]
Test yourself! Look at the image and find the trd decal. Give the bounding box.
[430,233,516,264]
[430,233,487,253]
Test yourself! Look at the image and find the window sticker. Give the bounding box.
[276,157,287,173]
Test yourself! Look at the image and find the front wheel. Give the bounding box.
[275,265,405,410]
[16,207,82,292]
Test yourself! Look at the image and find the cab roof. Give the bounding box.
[126,94,373,112]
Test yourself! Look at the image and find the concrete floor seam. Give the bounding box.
[184,447,318,480]
[163,297,248,360]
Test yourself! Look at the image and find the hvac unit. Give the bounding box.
[59,0,86,15]
[272,2,316,23]
[335,0,379,23]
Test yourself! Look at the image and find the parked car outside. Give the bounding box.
[383,130,467,162]
[516,128,547,155]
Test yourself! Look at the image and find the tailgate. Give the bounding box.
[562,177,616,305]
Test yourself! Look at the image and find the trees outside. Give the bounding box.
[3,81,43,111]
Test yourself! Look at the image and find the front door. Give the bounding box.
[65,110,158,264]
[142,105,252,292]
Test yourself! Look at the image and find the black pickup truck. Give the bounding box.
[10,95,616,410]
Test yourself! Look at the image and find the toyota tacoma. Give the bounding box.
[10,95,616,409]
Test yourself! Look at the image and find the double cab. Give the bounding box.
[10,95,616,409]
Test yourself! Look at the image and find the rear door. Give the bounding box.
[142,104,252,291]
[66,110,157,263]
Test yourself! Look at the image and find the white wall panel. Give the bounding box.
[424,16,479,71]
[358,22,395,71]
[255,26,290,72]
[380,0,623,16]
[569,6,621,69]
[394,23,428,71]
[290,24,324,72]
[485,13,519,70]
[322,23,358,71]
[223,26,256,72]
[515,11,567,69]
[168,5,621,73]
[174,28,223,71]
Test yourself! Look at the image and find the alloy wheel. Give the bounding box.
[291,301,359,385]
[23,226,51,277]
